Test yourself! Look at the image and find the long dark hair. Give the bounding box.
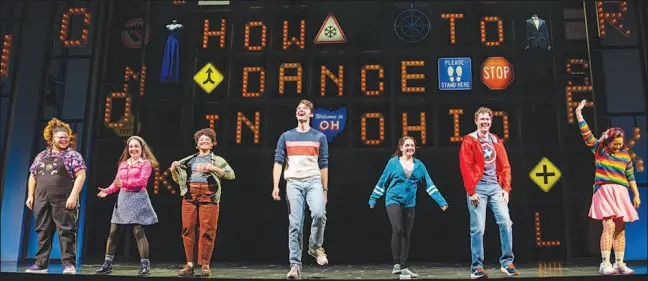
[392,136,416,158]
[118,136,160,168]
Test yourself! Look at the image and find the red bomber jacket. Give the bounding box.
[459,131,512,196]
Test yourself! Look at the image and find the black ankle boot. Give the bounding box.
[138,260,151,276]
[95,260,113,275]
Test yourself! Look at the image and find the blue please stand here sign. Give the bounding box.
[438,57,472,91]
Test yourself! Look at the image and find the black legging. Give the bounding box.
[105,223,149,259]
[386,204,415,268]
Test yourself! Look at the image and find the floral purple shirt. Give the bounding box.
[29,148,87,178]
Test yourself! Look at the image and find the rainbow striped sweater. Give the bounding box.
[578,120,635,192]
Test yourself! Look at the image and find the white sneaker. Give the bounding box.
[613,262,634,275]
[308,248,328,265]
[400,268,419,279]
[286,265,301,279]
[63,265,77,274]
[392,264,402,274]
[599,262,614,275]
[25,264,48,273]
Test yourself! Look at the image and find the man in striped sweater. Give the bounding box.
[273,99,329,279]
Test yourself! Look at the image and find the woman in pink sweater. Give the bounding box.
[94,136,159,276]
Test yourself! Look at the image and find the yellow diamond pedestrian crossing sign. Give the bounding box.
[529,157,562,192]
[193,63,223,94]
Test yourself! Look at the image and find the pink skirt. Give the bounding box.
[589,184,639,222]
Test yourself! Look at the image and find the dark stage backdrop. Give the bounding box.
[83,1,603,265]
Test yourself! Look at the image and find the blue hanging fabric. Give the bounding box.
[159,20,182,82]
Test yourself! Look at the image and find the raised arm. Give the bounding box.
[422,165,448,208]
[575,99,599,151]
[369,161,392,207]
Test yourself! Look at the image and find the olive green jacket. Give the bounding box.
[171,152,235,204]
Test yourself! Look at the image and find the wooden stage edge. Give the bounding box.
[1,262,646,280]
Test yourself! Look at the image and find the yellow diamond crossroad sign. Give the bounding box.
[529,157,562,192]
[193,63,223,94]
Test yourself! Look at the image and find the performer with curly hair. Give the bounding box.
[369,136,449,279]
[170,128,235,277]
[24,118,87,274]
[574,100,640,275]
[95,136,160,276]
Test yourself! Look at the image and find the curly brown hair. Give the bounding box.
[194,128,217,144]
[474,107,493,120]
[43,118,73,146]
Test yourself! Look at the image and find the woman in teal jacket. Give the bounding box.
[369,136,449,279]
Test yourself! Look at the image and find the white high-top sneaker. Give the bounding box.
[599,262,614,275]
[613,262,634,275]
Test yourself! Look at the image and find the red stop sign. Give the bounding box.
[481,57,514,90]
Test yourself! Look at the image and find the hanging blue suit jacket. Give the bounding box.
[526,18,551,49]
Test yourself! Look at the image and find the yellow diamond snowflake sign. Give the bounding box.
[193,63,223,94]
[529,157,562,192]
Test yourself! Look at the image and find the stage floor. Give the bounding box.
[1,261,647,280]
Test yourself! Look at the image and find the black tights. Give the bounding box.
[386,204,415,268]
[105,223,149,260]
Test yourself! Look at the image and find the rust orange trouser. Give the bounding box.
[181,183,220,265]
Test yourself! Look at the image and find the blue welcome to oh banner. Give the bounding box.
[313,106,347,143]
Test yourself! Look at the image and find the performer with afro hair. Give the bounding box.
[25,118,87,274]
[170,128,235,277]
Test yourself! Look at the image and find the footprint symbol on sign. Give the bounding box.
[456,66,463,82]
[447,66,455,82]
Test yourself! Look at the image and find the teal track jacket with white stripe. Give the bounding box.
[369,156,448,209]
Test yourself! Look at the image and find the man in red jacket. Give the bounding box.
[459,107,518,279]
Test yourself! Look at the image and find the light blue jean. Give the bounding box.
[286,177,327,266]
[467,183,514,270]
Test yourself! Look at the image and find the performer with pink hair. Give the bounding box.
[574,99,640,275]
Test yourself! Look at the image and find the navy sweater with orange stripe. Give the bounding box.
[274,128,329,182]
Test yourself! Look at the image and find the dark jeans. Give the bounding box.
[33,193,78,267]
[387,204,415,268]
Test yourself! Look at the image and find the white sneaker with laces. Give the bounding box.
[613,262,634,275]
[599,262,614,275]
[286,265,301,279]
[400,268,419,279]
[308,248,328,265]
[392,264,402,274]
[63,265,76,274]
